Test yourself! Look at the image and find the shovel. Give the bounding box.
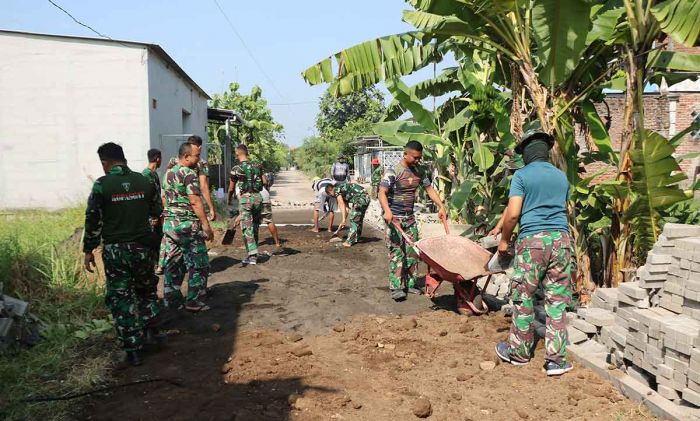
[329,224,346,243]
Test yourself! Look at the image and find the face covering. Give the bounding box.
[522,138,551,165]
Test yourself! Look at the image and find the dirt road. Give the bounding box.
[81,171,650,421]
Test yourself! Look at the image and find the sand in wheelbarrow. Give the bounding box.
[416,235,492,280]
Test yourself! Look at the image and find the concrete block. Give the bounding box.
[643,393,696,421]
[666,355,690,372]
[615,315,629,330]
[684,388,700,406]
[663,224,700,239]
[619,281,650,299]
[585,307,616,327]
[648,264,671,274]
[618,374,654,402]
[658,363,674,379]
[610,326,627,347]
[669,264,690,279]
[595,287,619,304]
[674,370,689,390]
[648,252,675,265]
[658,384,682,400]
[684,278,700,293]
[571,318,597,334]
[617,306,634,321]
[689,369,700,385]
[689,379,700,394]
[618,293,650,308]
[565,311,578,324]
[639,266,668,282]
[653,244,676,256]
[576,307,588,319]
[674,249,694,261]
[665,279,685,296]
[676,238,700,251]
[661,295,684,314]
[591,295,616,312]
[682,259,692,270]
[566,341,611,381]
[567,326,588,344]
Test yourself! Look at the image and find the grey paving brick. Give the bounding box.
[585,307,616,327]
[677,238,700,251]
[663,224,700,240]
[567,326,588,344]
[658,384,681,401]
[619,281,649,299]
[683,388,700,406]
[648,252,675,265]
[571,318,597,334]
[658,363,674,379]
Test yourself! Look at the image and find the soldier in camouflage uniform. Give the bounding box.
[370,158,382,200]
[494,129,575,377]
[160,135,214,280]
[161,143,215,312]
[83,142,162,366]
[378,141,446,302]
[227,144,267,265]
[325,182,370,247]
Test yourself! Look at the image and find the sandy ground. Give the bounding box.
[79,171,651,421]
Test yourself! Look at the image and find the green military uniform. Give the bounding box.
[83,165,162,352]
[336,182,370,246]
[160,164,209,309]
[371,165,382,199]
[380,163,432,292]
[230,160,264,257]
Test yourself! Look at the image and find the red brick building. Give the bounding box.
[585,43,700,186]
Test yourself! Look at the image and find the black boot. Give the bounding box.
[144,327,167,346]
[125,350,143,366]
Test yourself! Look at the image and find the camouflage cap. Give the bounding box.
[514,129,555,154]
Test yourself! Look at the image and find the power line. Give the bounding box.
[268,100,318,106]
[46,0,113,40]
[212,0,286,100]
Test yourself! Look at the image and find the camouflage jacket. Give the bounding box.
[336,182,369,205]
[371,165,383,186]
[230,160,264,194]
[162,164,201,221]
[142,167,162,200]
[168,157,209,178]
[83,165,160,252]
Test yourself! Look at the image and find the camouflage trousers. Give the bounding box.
[239,192,263,256]
[103,242,161,351]
[161,218,209,308]
[345,196,369,245]
[385,217,420,290]
[508,231,575,364]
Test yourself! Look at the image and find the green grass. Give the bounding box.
[0,208,114,421]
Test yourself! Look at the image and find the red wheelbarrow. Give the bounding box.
[392,219,502,315]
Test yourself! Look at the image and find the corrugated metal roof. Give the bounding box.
[0,29,211,99]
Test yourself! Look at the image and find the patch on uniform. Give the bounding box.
[122,182,131,192]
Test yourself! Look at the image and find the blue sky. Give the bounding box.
[2,0,443,146]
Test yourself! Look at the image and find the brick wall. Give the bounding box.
[582,93,700,184]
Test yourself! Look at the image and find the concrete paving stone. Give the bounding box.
[659,384,682,401]
[627,336,646,352]
[566,342,611,381]
[576,307,588,319]
[610,326,627,347]
[661,296,684,314]
[653,245,676,256]
[692,262,700,273]
[682,259,692,270]
[677,238,700,252]
[648,337,660,349]
[567,326,589,344]
[600,326,612,345]
[665,279,685,296]
[639,266,668,282]
[565,311,578,324]
[618,373,654,402]
[617,306,634,320]
[684,278,700,293]
[618,293,650,308]
[684,388,700,406]
[648,252,675,265]
[591,295,616,311]
[694,252,700,264]
[663,224,700,240]
[641,278,667,289]
[614,315,629,330]
[571,318,597,334]
[666,355,690,372]
[669,264,691,279]
[594,287,619,304]
[689,369,700,385]
[674,371,689,391]
[648,264,671,274]
[689,379,700,394]
[629,317,642,331]
[674,249,694,261]
[644,392,697,421]
[658,363,674,379]
[685,289,700,301]
[619,281,650,299]
[646,345,663,359]
[585,307,616,327]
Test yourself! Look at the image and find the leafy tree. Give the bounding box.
[294,86,386,177]
[316,87,386,137]
[208,83,288,172]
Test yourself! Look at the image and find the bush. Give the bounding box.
[0,208,113,421]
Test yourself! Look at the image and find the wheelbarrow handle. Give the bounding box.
[441,214,450,235]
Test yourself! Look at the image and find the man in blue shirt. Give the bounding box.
[492,129,575,377]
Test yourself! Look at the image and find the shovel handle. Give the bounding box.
[391,221,417,247]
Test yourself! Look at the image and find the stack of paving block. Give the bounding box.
[567,223,700,416]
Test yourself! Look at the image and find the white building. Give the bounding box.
[0,30,210,209]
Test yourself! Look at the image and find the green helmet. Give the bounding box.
[514,129,555,154]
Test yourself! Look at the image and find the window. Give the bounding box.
[182,109,191,134]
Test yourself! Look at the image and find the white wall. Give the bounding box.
[0,33,150,209]
[147,51,208,180]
